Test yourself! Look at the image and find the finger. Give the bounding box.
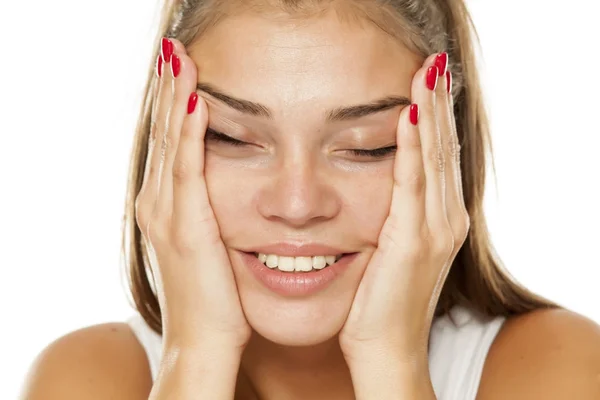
[140,62,161,191]
[411,56,449,234]
[436,67,469,242]
[172,94,214,241]
[447,84,467,216]
[135,49,169,237]
[144,38,188,212]
[387,103,426,244]
[155,45,199,218]
[144,38,175,221]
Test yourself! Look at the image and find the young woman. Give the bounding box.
[22,0,600,399]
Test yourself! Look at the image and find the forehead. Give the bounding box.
[187,9,422,118]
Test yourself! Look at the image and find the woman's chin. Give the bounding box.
[240,293,352,347]
[252,322,338,347]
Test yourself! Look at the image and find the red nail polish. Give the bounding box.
[171,54,181,78]
[156,54,163,77]
[446,70,452,94]
[188,92,198,114]
[161,37,173,63]
[409,104,419,125]
[426,66,439,91]
[434,52,448,76]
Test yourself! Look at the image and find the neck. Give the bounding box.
[240,332,355,400]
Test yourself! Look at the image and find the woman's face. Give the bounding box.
[188,8,422,346]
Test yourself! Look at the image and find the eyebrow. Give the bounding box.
[197,82,410,122]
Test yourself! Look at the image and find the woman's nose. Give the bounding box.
[256,160,341,228]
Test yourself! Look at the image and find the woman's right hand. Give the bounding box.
[134,38,251,352]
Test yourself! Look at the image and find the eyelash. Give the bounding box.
[348,146,397,158]
[205,128,247,147]
[205,128,397,159]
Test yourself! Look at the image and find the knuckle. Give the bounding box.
[135,209,148,235]
[426,146,445,173]
[453,212,471,243]
[134,196,151,232]
[181,122,200,140]
[180,122,193,139]
[163,131,176,152]
[149,121,157,143]
[172,159,192,183]
[154,117,167,141]
[405,242,427,262]
[447,135,461,161]
[405,238,429,262]
[159,135,168,158]
[434,231,454,257]
[399,171,425,191]
[147,218,168,246]
[149,162,157,177]
[400,129,422,149]
[171,228,198,256]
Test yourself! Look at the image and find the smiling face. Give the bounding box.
[188,6,422,346]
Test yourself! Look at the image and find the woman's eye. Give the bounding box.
[205,129,396,160]
[205,128,248,147]
[347,145,397,159]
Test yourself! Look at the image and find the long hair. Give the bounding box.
[121,0,558,334]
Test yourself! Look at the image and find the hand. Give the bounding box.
[134,38,251,351]
[339,53,470,365]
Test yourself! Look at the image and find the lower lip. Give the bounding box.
[240,252,358,297]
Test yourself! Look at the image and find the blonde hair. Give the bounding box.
[121,0,558,334]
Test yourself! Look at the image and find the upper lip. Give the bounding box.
[243,242,350,257]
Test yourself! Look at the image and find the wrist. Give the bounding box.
[346,351,435,400]
[163,327,249,356]
[151,344,243,400]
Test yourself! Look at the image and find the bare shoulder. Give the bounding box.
[20,322,153,400]
[478,308,600,399]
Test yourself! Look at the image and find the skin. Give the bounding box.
[19,5,600,400]
[186,9,428,398]
[190,11,418,344]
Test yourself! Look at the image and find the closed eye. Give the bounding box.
[205,128,396,159]
[347,146,397,158]
[205,128,248,146]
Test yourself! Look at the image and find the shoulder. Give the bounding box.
[20,322,153,399]
[478,307,600,399]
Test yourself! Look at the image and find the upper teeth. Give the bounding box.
[256,253,342,272]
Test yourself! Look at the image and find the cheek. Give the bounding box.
[344,168,394,241]
[204,157,254,235]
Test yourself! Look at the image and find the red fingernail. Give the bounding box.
[171,54,181,78]
[188,92,198,114]
[161,37,173,63]
[446,70,452,94]
[434,52,448,76]
[409,104,419,125]
[156,54,163,77]
[426,66,439,91]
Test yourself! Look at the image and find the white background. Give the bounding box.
[1,0,599,398]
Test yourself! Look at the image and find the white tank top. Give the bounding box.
[127,305,505,399]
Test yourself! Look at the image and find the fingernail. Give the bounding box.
[188,92,198,114]
[426,66,439,91]
[161,37,173,63]
[171,54,181,78]
[409,104,419,125]
[434,52,448,76]
[446,70,452,94]
[156,54,163,77]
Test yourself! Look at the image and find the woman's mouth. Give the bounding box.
[253,252,345,272]
[240,252,358,297]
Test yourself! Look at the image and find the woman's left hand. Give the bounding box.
[339,52,470,387]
